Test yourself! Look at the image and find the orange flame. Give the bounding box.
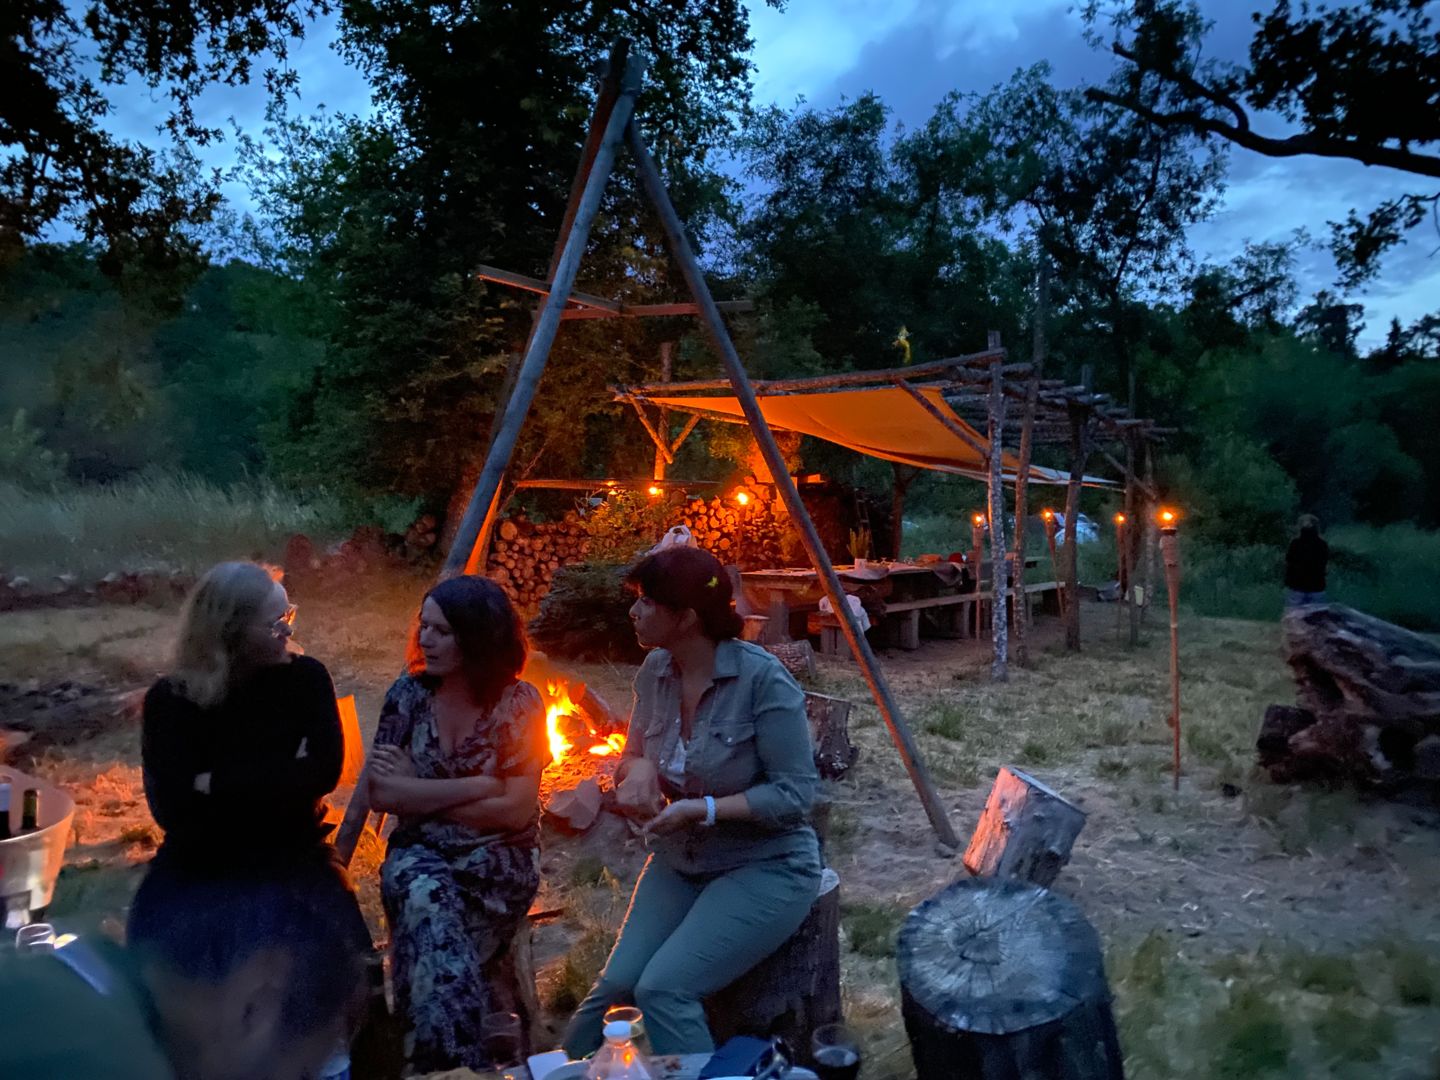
[544,679,575,763]
[589,733,628,757]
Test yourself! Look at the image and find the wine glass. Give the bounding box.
[481,1011,524,1072]
[811,1023,861,1080]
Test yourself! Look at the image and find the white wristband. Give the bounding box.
[702,795,716,827]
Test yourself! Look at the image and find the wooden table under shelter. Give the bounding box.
[741,559,1052,654]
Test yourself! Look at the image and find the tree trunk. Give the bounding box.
[707,871,842,1054]
[987,343,1009,682]
[963,767,1087,887]
[1063,406,1090,652]
[898,878,1124,1080]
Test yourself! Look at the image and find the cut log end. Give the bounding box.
[963,766,1086,888]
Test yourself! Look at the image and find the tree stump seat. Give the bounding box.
[898,878,1124,1079]
[705,868,842,1056]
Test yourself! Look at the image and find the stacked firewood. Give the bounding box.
[487,513,591,611]
[678,496,790,569]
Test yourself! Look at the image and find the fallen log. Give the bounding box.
[963,767,1086,887]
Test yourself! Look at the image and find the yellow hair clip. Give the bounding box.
[706,576,719,588]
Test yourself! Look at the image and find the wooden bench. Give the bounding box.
[806,582,1066,653]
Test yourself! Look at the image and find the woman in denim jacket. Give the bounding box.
[563,546,821,1056]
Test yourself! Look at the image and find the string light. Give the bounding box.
[735,490,751,506]
[647,485,661,497]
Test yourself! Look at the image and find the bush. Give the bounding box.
[0,410,67,490]
[528,562,645,662]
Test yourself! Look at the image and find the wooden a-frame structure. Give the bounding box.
[438,41,960,846]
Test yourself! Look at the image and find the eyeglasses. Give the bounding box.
[269,605,298,637]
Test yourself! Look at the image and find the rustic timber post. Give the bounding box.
[1160,511,1181,790]
[1125,431,1142,647]
[970,512,985,639]
[1062,401,1089,652]
[1010,258,1047,667]
[1142,442,1157,629]
[986,332,1009,681]
[626,117,960,846]
[653,341,673,481]
[443,46,644,578]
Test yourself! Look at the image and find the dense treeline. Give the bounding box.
[3,2,1438,566]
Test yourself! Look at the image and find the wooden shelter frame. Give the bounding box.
[430,41,974,845]
[383,41,1168,854]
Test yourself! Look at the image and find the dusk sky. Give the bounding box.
[102,0,1437,348]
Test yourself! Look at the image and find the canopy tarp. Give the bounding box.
[642,385,1113,486]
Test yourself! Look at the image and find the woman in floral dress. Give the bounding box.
[366,575,547,1074]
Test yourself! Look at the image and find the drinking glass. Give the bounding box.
[811,1023,861,1080]
[481,1011,524,1071]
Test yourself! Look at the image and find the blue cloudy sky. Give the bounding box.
[101,0,1437,347]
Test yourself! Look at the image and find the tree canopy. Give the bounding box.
[1082,0,1440,286]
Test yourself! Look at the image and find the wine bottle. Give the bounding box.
[21,788,39,832]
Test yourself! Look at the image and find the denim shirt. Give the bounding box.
[624,639,820,877]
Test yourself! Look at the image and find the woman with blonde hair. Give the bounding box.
[140,560,345,867]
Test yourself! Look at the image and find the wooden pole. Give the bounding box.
[971,513,985,639]
[1125,434,1141,647]
[986,333,1009,682]
[1161,523,1182,790]
[1142,442,1157,630]
[1062,404,1089,652]
[891,464,916,559]
[653,341,673,481]
[441,49,644,578]
[626,116,961,847]
[1042,510,1064,617]
[1009,258,1048,667]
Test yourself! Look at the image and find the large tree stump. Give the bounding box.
[898,878,1124,1080]
[1260,605,1440,787]
[804,692,859,780]
[964,767,1086,887]
[706,868,842,1052]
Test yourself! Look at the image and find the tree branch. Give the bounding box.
[1085,87,1440,179]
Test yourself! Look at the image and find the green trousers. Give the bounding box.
[562,853,821,1056]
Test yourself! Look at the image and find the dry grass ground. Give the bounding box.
[3,577,1439,1079]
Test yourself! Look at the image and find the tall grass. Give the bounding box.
[0,473,350,579]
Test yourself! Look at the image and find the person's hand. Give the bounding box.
[369,745,417,779]
[642,799,706,837]
[615,758,663,819]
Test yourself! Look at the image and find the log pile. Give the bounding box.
[485,498,797,616]
[677,496,789,569]
[486,513,591,613]
[1258,604,1440,789]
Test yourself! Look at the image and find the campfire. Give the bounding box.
[538,676,626,764]
[523,653,626,809]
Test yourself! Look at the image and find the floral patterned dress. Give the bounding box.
[374,675,547,1074]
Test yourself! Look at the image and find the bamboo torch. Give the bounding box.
[1113,511,1127,640]
[1158,507,1181,790]
[971,511,986,639]
[1041,508,1063,617]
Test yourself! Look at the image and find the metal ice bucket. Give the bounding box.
[0,768,76,927]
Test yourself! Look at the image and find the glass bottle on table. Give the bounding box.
[602,1005,654,1059]
[585,1019,654,1080]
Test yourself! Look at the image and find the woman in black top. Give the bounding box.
[1284,514,1329,606]
[140,561,345,867]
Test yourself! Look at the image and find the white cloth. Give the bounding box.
[817,593,871,632]
[648,525,696,554]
